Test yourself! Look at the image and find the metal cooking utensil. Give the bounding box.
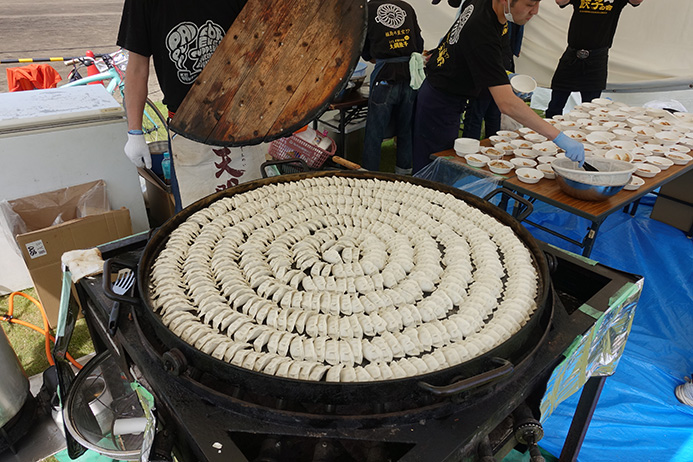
[108,269,135,336]
[583,161,599,172]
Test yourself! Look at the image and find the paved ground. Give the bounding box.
[0,0,162,102]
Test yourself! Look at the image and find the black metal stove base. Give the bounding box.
[70,234,640,462]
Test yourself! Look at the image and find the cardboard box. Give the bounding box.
[651,196,693,233]
[15,209,132,327]
[650,169,693,233]
[1,181,134,327]
[138,167,175,228]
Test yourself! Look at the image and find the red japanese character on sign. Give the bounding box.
[213,147,245,191]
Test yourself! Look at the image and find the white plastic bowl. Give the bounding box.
[592,98,613,106]
[532,142,558,157]
[645,156,674,170]
[605,149,633,162]
[665,152,692,165]
[496,130,520,139]
[624,176,645,190]
[563,130,587,142]
[654,131,682,145]
[642,143,670,156]
[515,168,544,184]
[669,144,692,154]
[454,137,481,154]
[489,135,511,145]
[510,139,534,150]
[523,133,548,143]
[537,156,556,164]
[652,119,678,131]
[509,74,537,94]
[480,146,505,160]
[488,159,514,174]
[494,142,515,154]
[633,162,662,178]
[464,153,490,168]
[577,118,596,127]
[603,121,627,131]
[633,162,660,178]
[585,133,611,147]
[510,157,537,168]
[609,140,637,151]
[536,163,555,179]
[631,125,656,141]
[514,148,538,159]
[612,128,637,141]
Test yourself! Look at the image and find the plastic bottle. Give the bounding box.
[161,152,171,183]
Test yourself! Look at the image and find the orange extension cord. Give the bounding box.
[2,291,82,370]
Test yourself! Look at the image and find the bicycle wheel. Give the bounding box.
[142,98,168,143]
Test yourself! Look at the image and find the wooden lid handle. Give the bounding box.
[331,156,361,170]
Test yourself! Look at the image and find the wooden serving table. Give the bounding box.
[431,149,693,257]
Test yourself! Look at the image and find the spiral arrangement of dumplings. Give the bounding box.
[149,176,538,382]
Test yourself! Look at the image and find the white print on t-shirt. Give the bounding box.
[449,5,474,45]
[166,20,226,85]
[375,3,407,29]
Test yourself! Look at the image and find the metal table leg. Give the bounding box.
[558,375,607,462]
[581,220,604,258]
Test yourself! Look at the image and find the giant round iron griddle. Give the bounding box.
[132,171,551,407]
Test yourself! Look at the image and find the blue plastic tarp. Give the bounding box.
[522,194,693,462]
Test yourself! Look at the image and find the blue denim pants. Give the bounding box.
[362,80,416,173]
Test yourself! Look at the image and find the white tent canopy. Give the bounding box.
[409,0,693,109]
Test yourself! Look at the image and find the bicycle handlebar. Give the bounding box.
[64,57,94,66]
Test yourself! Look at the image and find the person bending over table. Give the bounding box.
[545,0,645,119]
[413,0,585,174]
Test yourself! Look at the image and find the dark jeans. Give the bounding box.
[462,88,501,140]
[362,80,416,172]
[545,89,602,119]
[412,79,468,174]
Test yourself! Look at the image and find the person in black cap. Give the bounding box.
[412,0,585,173]
[545,0,645,118]
[361,0,425,174]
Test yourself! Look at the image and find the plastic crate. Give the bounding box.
[268,134,336,169]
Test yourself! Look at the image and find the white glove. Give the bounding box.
[124,132,151,169]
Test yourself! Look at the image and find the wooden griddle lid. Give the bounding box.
[169,0,368,147]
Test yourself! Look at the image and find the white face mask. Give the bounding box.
[504,1,515,23]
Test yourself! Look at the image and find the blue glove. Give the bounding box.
[553,132,585,167]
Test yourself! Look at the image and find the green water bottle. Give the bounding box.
[162,152,171,183]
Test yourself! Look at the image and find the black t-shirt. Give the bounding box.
[362,0,424,82]
[425,0,509,98]
[117,0,247,113]
[563,0,633,50]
